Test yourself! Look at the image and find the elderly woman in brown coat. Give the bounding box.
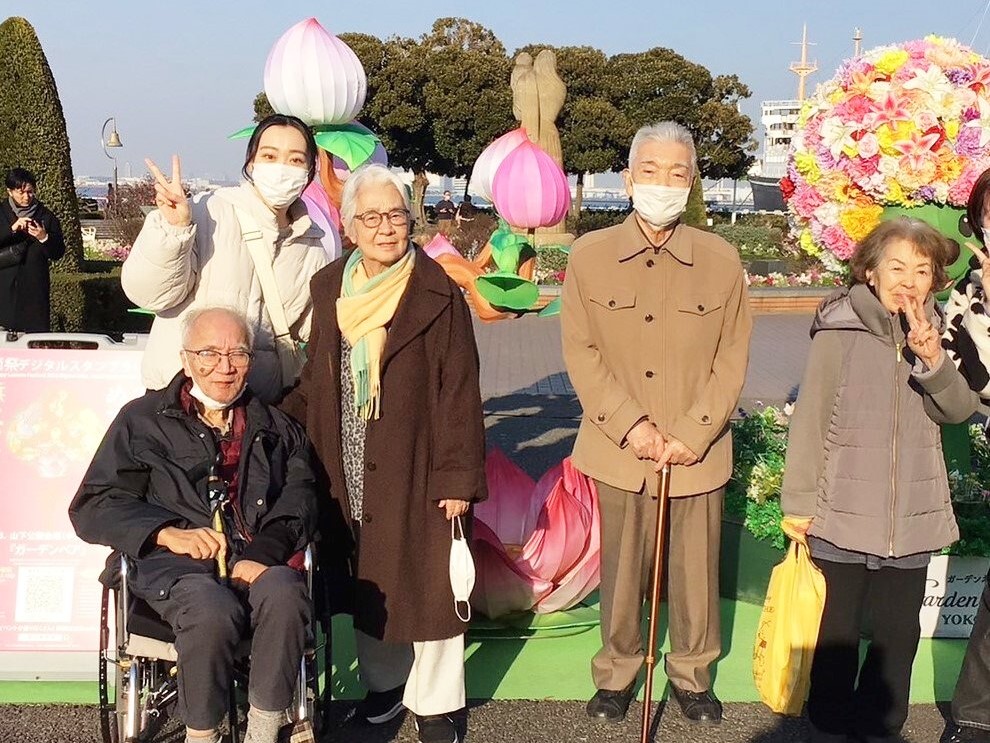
[282,164,486,743]
[782,218,981,743]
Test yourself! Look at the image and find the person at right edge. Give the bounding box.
[561,121,753,726]
[782,218,980,743]
[939,167,990,743]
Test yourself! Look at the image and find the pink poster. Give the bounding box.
[0,349,144,653]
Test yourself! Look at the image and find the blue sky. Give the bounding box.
[5,0,990,181]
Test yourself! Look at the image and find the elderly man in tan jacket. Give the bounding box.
[562,121,752,725]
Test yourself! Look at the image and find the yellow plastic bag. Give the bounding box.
[752,520,826,715]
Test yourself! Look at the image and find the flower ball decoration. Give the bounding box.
[785,36,990,276]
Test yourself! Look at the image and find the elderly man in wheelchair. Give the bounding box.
[69,306,320,743]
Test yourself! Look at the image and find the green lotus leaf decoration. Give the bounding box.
[538,296,562,318]
[475,271,540,312]
[228,122,380,171]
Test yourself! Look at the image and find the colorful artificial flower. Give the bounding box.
[787,36,990,262]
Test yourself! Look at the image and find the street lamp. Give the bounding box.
[101,117,123,214]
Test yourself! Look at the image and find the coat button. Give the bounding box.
[597,413,606,422]
[645,314,654,323]
[697,304,705,312]
[702,415,710,423]
[646,259,655,268]
[199,432,205,439]
[608,300,616,308]
[367,461,376,471]
[159,589,165,596]
[256,499,264,506]
[645,370,655,378]
[363,513,373,524]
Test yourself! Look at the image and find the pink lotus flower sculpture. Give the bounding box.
[469,128,529,204]
[422,232,461,261]
[491,140,570,229]
[471,448,601,619]
[301,181,342,261]
[264,18,367,126]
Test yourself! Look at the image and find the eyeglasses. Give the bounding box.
[183,349,253,369]
[355,209,410,229]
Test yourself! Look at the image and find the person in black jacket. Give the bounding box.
[69,306,318,743]
[0,168,65,332]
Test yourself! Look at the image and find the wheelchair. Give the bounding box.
[97,547,332,743]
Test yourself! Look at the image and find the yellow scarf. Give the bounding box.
[336,248,415,419]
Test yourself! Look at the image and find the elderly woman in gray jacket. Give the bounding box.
[782,217,980,743]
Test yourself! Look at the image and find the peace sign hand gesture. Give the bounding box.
[903,295,943,370]
[966,241,990,291]
[146,155,190,227]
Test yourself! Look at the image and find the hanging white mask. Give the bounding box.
[631,182,691,230]
[449,516,476,622]
[189,380,244,410]
[250,162,309,210]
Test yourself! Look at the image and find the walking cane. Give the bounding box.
[641,464,671,743]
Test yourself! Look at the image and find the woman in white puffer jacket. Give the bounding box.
[122,114,330,403]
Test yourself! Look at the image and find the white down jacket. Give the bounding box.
[121,183,330,403]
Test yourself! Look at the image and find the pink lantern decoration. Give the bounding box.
[422,233,461,261]
[264,18,367,125]
[471,448,601,618]
[491,140,570,229]
[469,128,529,203]
[301,181,342,261]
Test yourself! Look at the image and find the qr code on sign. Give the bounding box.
[15,566,73,624]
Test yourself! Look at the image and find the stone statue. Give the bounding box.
[510,49,570,239]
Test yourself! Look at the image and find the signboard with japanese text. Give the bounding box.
[920,555,990,638]
[0,348,144,668]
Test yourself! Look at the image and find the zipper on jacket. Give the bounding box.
[888,339,901,556]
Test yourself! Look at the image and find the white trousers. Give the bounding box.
[355,629,466,716]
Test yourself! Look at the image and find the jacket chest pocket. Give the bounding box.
[676,295,723,322]
[588,287,636,312]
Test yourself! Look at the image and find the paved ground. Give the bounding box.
[3,311,955,743]
[0,699,956,742]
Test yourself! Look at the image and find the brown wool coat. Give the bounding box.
[281,247,488,643]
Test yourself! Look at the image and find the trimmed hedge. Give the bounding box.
[49,269,151,336]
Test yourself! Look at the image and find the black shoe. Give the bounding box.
[668,684,722,724]
[415,714,459,743]
[355,684,405,724]
[944,725,990,743]
[586,683,636,723]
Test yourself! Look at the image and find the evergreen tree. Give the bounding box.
[0,16,82,270]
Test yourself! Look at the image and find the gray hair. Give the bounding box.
[628,121,698,178]
[340,164,411,231]
[180,306,254,350]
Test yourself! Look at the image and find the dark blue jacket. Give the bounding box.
[69,372,319,600]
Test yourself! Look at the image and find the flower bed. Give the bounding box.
[745,270,845,288]
[82,238,131,262]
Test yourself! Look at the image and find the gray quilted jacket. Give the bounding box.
[781,284,979,557]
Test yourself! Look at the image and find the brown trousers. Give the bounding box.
[592,481,723,693]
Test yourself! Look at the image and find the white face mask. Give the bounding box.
[250,162,309,210]
[449,516,476,622]
[631,182,691,231]
[189,380,245,411]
